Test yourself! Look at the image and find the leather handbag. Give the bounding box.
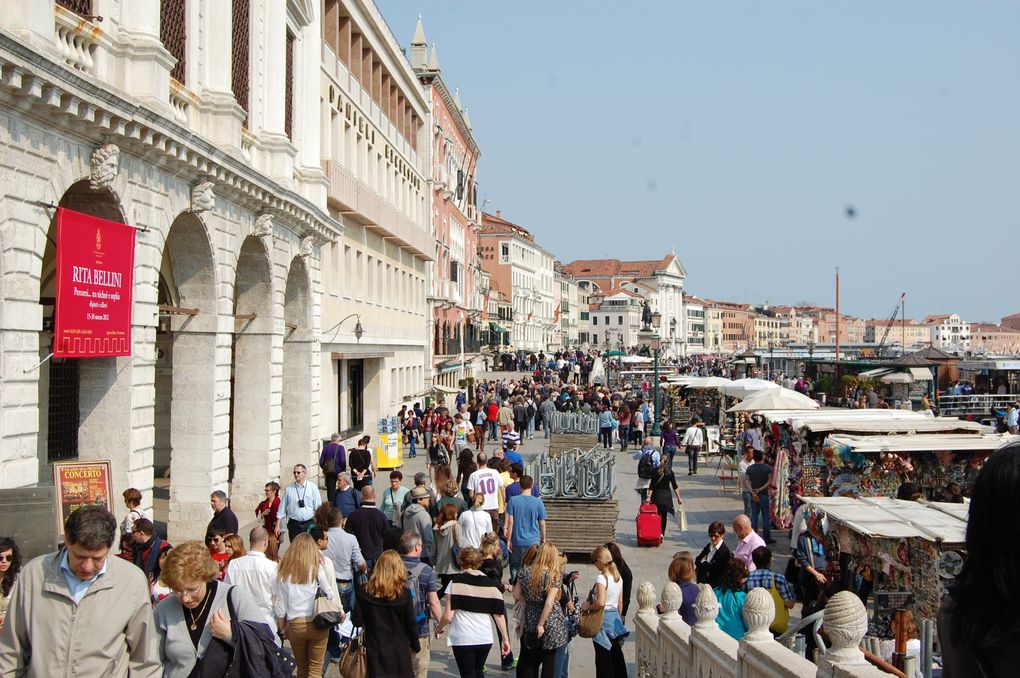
[577,585,604,639]
[312,587,343,629]
[338,629,367,678]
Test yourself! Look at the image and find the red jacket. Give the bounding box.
[487,403,499,422]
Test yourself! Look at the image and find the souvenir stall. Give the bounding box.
[760,410,995,529]
[797,497,967,626]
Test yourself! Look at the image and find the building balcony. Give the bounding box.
[323,159,433,261]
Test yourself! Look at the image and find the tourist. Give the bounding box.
[499,399,514,434]
[634,437,660,503]
[255,481,281,560]
[794,512,828,608]
[349,436,375,491]
[401,471,439,518]
[130,518,168,582]
[939,441,1019,676]
[604,543,633,620]
[206,529,230,580]
[731,515,765,572]
[352,550,420,678]
[405,410,420,458]
[514,543,568,677]
[456,448,477,503]
[541,395,559,440]
[121,487,146,536]
[506,475,546,584]
[318,506,365,615]
[597,404,615,450]
[467,451,504,532]
[380,470,409,526]
[0,507,160,675]
[744,450,776,544]
[660,421,680,468]
[737,446,755,517]
[434,502,462,594]
[273,533,336,678]
[154,540,268,678]
[695,521,731,587]
[437,547,512,678]
[150,545,174,604]
[400,532,442,678]
[332,472,361,519]
[648,455,682,539]
[277,464,321,543]
[459,493,495,549]
[343,485,387,571]
[617,405,632,453]
[581,546,628,678]
[223,526,277,627]
[662,551,699,625]
[319,433,346,504]
[205,490,238,546]
[713,560,750,640]
[401,486,435,566]
[223,533,246,563]
[683,421,705,476]
[745,546,794,613]
[436,479,468,517]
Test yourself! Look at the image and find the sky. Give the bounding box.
[381,1,1020,322]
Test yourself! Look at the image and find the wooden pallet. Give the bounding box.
[548,433,598,456]
[543,498,619,555]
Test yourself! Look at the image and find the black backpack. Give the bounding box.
[637,451,655,479]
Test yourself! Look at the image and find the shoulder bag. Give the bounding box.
[313,586,344,629]
[577,585,604,639]
[768,574,790,634]
[338,627,367,678]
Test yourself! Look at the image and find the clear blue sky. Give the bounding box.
[382,1,1019,322]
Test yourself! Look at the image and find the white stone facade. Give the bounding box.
[0,1,336,542]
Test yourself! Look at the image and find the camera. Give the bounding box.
[298,500,305,508]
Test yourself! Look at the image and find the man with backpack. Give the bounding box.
[635,437,660,503]
[319,433,346,504]
[399,532,442,678]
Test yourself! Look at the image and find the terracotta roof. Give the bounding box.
[921,314,951,324]
[481,211,534,241]
[563,254,676,280]
[971,323,1020,334]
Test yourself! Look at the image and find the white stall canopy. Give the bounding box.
[800,496,967,544]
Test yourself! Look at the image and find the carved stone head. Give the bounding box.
[191,181,215,212]
[299,235,314,258]
[89,143,120,191]
[659,582,682,621]
[693,583,719,629]
[254,213,273,238]
[742,587,776,642]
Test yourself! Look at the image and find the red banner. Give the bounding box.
[53,208,135,357]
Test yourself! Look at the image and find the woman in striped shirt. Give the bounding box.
[437,547,512,678]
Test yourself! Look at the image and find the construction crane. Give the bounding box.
[876,293,906,357]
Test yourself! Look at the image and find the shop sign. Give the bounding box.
[52,460,113,536]
[53,208,135,357]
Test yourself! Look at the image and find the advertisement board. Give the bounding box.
[53,208,135,357]
[52,460,113,536]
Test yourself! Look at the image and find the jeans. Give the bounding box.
[751,493,772,542]
[338,580,355,616]
[509,543,531,584]
[324,473,338,504]
[545,418,553,439]
[599,427,612,448]
[554,643,570,678]
[663,445,678,469]
[687,445,700,474]
[408,435,417,457]
[488,420,498,440]
[527,416,536,438]
[452,643,491,678]
[742,490,753,518]
[618,425,631,452]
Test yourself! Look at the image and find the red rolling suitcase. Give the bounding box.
[636,502,662,547]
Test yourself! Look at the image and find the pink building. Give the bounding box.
[411,20,485,386]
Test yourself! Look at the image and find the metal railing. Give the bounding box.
[937,393,1017,416]
[528,447,615,499]
[545,411,599,434]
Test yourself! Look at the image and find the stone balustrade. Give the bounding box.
[634,582,890,678]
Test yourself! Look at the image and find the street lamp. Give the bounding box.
[768,339,775,379]
[639,311,663,438]
[321,313,364,343]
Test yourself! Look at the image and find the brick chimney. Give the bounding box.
[496,210,502,218]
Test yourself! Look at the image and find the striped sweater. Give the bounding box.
[447,570,506,616]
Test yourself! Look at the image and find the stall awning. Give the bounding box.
[859,367,893,379]
[800,496,967,543]
[909,367,933,381]
[489,321,507,333]
[825,432,1018,454]
[763,409,991,434]
[880,372,913,384]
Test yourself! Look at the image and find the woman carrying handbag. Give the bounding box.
[580,546,628,678]
[272,534,337,678]
[351,551,420,678]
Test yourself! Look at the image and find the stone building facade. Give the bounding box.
[0,1,337,542]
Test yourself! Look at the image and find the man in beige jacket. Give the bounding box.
[0,505,160,677]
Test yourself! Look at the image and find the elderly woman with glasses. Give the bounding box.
[695,521,731,588]
[154,541,270,678]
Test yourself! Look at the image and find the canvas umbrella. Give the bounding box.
[721,378,781,399]
[728,387,820,412]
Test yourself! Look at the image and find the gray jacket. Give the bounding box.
[401,503,435,559]
[155,583,271,678]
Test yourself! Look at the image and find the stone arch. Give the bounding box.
[37,179,131,491]
[156,210,221,542]
[228,236,277,511]
[281,256,315,474]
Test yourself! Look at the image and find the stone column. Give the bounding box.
[190,0,245,150]
[112,0,176,114]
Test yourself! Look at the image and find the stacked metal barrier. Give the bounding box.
[546,411,599,435]
[528,446,615,499]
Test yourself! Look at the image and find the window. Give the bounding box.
[618,315,623,325]
[450,260,459,283]
[160,0,187,84]
[231,0,251,125]
[593,316,598,326]
[284,31,295,139]
[500,243,509,263]
[346,360,364,431]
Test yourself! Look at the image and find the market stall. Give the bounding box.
[798,496,967,625]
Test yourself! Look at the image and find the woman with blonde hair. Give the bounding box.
[581,545,628,677]
[273,533,336,678]
[437,547,511,678]
[351,550,420,677]
[662,551,699,625]
[458,492,493,548]
[513,542,567,677]
[154,541,268,678]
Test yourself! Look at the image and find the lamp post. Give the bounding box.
[669,316,678,360]
[639,311,663,439]
[321,313,365,343]
[806,338,816,378]
[768,339,775,379]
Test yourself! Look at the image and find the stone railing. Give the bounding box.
[634,582,890,678]
[54,6,101,74]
